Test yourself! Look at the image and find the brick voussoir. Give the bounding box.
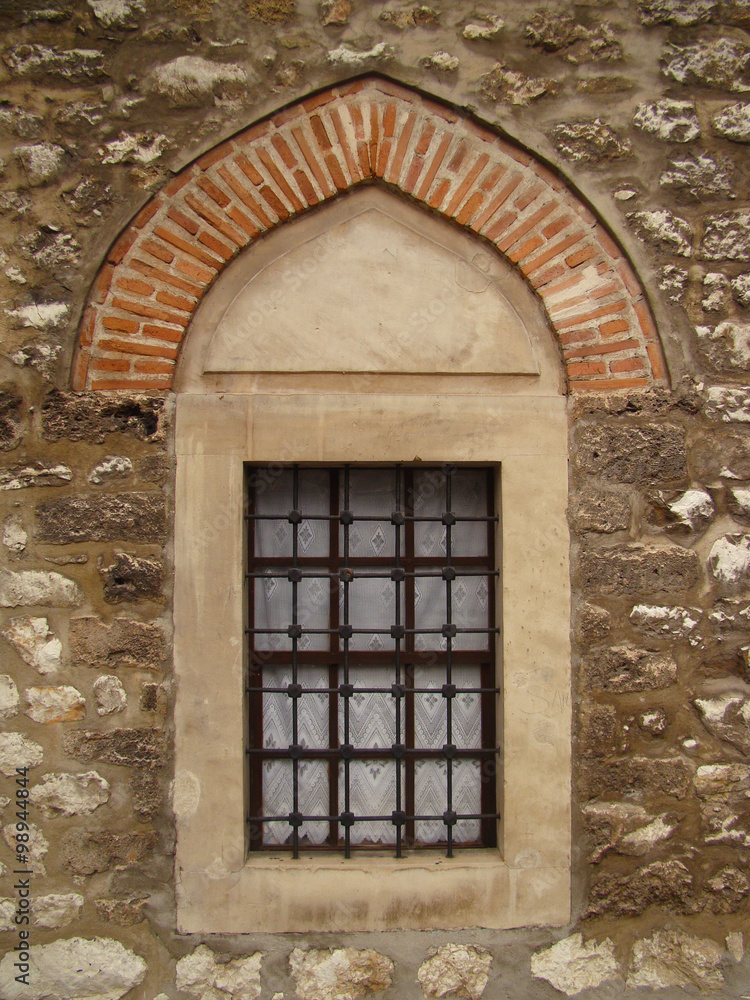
[74,78,667,393]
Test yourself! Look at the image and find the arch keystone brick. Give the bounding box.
[72,77,667,393]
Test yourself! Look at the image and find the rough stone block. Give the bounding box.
[98,552,163,603]
[290,947,393,1000]
[576,424,687,483]
[0,388,23,451]
[580,755,693,799]
[578,702,621,758]
[176,945,262,1000]
[0,570,82,607]
[694,692,750,752]
[701,210,750,261]
[94,675,127,715]
[35,493,165,543]
[626,930,723,990]
[24,685,85,723]
[69,615,167,669]
[663,37,750,91]
[32,892,84,929]
[578,544,700,596]
[587,859,696,917]
[41,389,164,442]
[63,726,167,768]
[2,617,62,674]
[30,770,110,816]
[62,829,158,875]
[630,604,700,640]
[0,732,43,775]
[708,533,750,589]
[0,675,19,719]
[583,802,679,862]
[93,897,147,926]
[569,490,630,533]
[0,460,72,490]
[531,934,620,997]
[583,645,677,692]
[418,943,492,1000]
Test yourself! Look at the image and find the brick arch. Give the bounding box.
[73,76,667,393]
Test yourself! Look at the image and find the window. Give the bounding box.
[245,465,499,856]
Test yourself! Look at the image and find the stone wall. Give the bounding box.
[1,0,750,997]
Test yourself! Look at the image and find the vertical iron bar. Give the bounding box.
[343,464,351,859]
[395,466,402,859]
[329,469,340,848]
[404,468,416,849]
[292,465,300,859]
[247,469,263,851]
[445,469,453,858]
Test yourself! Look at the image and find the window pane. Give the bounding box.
[413,576,490,651]
[414,665,482,750]
[262,759,329,846]
[415,759,481,844]
[254,571,330,650]
[345,577,404,651]
[340,759,397,845]
[413,468,488,557]
[342,666,397,748]
[340,468,397,558]
[253,468,329,559]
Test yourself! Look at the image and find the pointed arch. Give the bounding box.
[72,76,667,393]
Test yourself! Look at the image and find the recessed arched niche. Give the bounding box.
[175,187,563,395]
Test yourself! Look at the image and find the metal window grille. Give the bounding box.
[245,464,500,859]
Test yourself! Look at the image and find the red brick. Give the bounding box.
[497,202,556,253]
[617,259,642,297]
[376,138,392,178]
[217,166,274,228]
[134,359,175,374]
[196,175,231,209]
[514,182,544,212]
[80,306,97,347]
[99,337,178,359]
[386,111,416,185]
[112,296,188,327]
[108,227,137,265]
[530,160,564,192]
[134,198,161,229]
[415,133,452,201]
[446,152,490,217]
[538,272,584,300]
[529,263,566,289]
[383,102,397,138]
[95,264,115,303]
[566,245,597,268]
[448,143,467,174]
[234,152,264,186]
[236,120,271,144]
[479,164,506,193]
[309,113,333,151]
[164,171,193,197]
[131,259,202,296]
[560,328,595,346]
[509,234,544,263]
[257,147,305,211]
[116,277,154,297]
[141,239,175,265]
[635,299,658,341]
[485,211,516,242]
[594,223,623,261]
[647,342,667,382]
[197,140,234,170]
[523,231,585,274]
[324,151,348,192]
[455,191,485,226]
[156,290,194,313]
[428,177,451,210]
[271,133,298,170]
[542,215,571,240]
[142,324,184,343]
[329,108,359,183]
[368,104,380,172]
[176,259,214,283]
[293,169,319,206]
[302,91,335,113]
[291,127,334,198]
[357,141,372,180]
[102,315,140,334]
[473,174,522,230]
[258,185,289,221]
[91,377,171,391]
[569,377,650,392]
[494,137,532,165]
[564,338,640,359]
[567,360,606,377]
[71,348,89,391]
[414,120,435,157]
[168,206,199,237]
[590,281,620,301]
[154,226,223,270]
[184,193,245,246]
[227,205,261,238]
[349,102,365,141]
[91,357,130,372]
[198,230,235,260]
[610,357,647,373]
[599,319,630,339]
[556,300,627,330]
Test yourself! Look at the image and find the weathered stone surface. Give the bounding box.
[422,51,459,72]
[576,604,611,645]
[88,456,134,484]
[4,45,106,81]
[290,947,394,1000]
[94,675,127,715]
[41,389,164,442]
[583,645,677,692]
[576,424,687,483]
[628,210,693,256]
[523,11,621,62]
[0,570,82,608]
[2,822,48,874]
[2,514,27,552]
[320,0,351,25]
[583,802,679,861]
[588,859,695,916]
[16,142,66,186]
[0,898,14,932]
[630,603,700,640]
[706,865,750,912]
[702,272,732,311]
[729,487,750,519]
[24,685,85,723]
[176,945,263,1000]
[6,301,69,330]
[88,0,145,28]
[660,264,689,302]
[569,490,630,533]
[0,732,43,775]
[69,615,167,669]
[98,552,164,603]
[712,101,750,141]
[30,770,110,816]
[33,892,84,929]
[732,271,750,307]
[697,321,750,373]
[417,943,491,999]
[11,340,63,380]
[0,675,20,719]
[663,37,750,91]
[0,936,147,1000]
[99,132,169,166]
[633,99,701,142]
[36,493,165,543]
[708,533,750,587]
[247,0,296,22]
[62,830,159,875]
[579,703,620,758]
[578,544,700,596]
[379,5,439,28]
[0,389,23,450]
[327,42,393,66]
[660,153,734,201]
[702,210,750,261]
[650,488,715,531]
[580,755,692,799]
[94,897,147,925]
[695,761,750,796]
[479,62,555,105]
[22,228,80,269]
[694,692,750,752]
[626,930,723,990]
[639,0,717,24]
[131,769,160,817]
[530,934,620,996]
[462,15,503,39]
[0,460,72,491]
[63,727,167,768]
[148,56,247,106]
[2,617,62,674]
[638,707,669,736]
[552,119,630,163]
